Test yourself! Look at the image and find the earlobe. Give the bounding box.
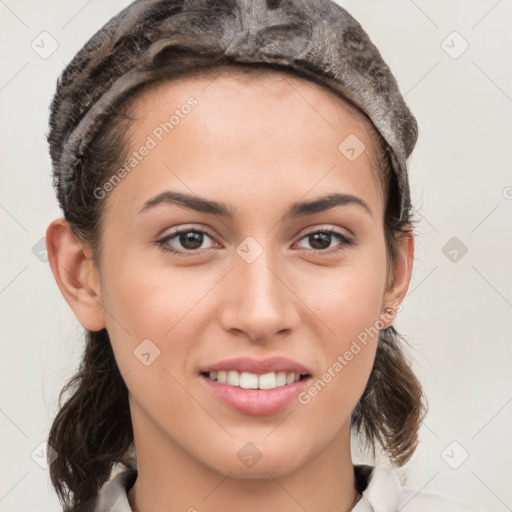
[46,218,106,332]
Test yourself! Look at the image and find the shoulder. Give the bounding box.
[353,465,483,512]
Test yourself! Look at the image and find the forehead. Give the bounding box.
[126,64,382,175]
[103,65,384,219]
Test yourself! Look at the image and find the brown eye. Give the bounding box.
[296,228,354,253]
[308,232,332,250]
[157,228,216,256]
[177,231,204,250]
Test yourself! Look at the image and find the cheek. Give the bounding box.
[309,244,388,335]
[298,314,379,426]
[99,250,218,377]
[296,242,386,409]
[100,244,205,332]
[100,261,206,427]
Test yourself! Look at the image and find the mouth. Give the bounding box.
[198,356,313,415]
[198,369,313,416]
[200,370,311,390]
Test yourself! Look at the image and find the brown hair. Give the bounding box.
[46,4,426,512]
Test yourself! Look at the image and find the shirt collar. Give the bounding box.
[353,465,402,511]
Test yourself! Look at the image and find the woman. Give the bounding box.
[45,0,479,511]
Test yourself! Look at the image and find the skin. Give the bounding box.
[46,68,414,512]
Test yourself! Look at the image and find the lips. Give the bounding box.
[198,356,313,415]
[199,356,312,376]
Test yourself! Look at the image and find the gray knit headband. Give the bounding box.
[51,0,418,220]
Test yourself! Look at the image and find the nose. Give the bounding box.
[219,243,300,343]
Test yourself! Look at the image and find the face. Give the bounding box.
[92,69,395,478]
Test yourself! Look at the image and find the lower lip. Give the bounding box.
[199,374,311,415]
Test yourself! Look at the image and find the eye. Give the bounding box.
[156,228,217,257]
[156,226,354,257]
[295,228,354,253]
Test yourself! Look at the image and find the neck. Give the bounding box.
[128,406,359,512]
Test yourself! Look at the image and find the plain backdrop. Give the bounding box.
[1,1,511,511]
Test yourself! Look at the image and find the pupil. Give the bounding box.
[310,232,330,250]
[181,231,203,250]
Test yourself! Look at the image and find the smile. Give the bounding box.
[203,370,308,390]
[199,372,312,415]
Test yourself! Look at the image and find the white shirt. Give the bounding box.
[93,464,482,511]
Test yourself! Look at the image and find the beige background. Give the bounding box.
[1,1,511,510]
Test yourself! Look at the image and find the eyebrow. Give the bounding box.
[138,190,372,219]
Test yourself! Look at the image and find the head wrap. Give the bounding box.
[49,0,418,220]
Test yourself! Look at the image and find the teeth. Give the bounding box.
[227,370,240,386]
[239,372,259,389]
[276,371,287,387]
[207,370,304,390]
[258,372,276,389]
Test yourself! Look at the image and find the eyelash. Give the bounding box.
[156,227,354,258]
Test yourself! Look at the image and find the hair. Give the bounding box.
[46,3,427,512]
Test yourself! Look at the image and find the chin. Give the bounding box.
[204,440,310,480]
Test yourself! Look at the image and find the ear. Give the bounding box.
[380,226,414,327]
[46,217,106,332]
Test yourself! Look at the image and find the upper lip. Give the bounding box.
[200,356,312,375]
